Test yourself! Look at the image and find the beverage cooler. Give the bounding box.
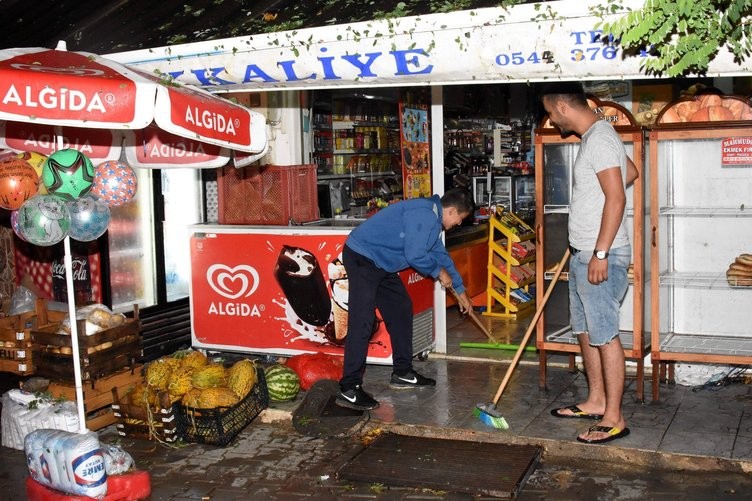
[13,168,202,312]
[188,224,435,363]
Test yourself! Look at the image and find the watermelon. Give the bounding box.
[265,364,301,402]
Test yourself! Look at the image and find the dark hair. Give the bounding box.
[441,188,475,215]
[540,81,588,109]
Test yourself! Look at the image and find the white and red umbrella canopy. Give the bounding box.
[0,42,267,164]
[0,43,269,433]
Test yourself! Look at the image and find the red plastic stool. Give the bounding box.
[25,470,151,501]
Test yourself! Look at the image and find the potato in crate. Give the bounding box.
[176,365,269,446]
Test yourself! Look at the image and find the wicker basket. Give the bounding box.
[176,367,269,446]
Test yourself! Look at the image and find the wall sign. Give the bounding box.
[722,137,752,167]
[109,0,747,92]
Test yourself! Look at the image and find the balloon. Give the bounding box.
[90,160,138,207]
[15,151,49,194]
[67,195,110,242]
[41,149,94,201]
[0,157,40,210]
[10,210,27,241]
[16,194,70,246]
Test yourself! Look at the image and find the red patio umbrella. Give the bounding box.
[0,41,268,432]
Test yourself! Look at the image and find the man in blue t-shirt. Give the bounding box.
[336,188,474,411]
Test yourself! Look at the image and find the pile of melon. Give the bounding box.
[128,351,259,411]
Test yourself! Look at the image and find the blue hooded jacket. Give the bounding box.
[345,195,466,294]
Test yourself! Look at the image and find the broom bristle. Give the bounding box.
[473,405,509,430]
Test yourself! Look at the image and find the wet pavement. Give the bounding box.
[1,312,751,499]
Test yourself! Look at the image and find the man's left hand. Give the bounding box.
[588,257,608,284]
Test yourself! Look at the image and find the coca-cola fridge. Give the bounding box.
[13,167,202,311]
[188,224,435,363]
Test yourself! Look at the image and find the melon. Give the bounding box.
[265,364,300,402]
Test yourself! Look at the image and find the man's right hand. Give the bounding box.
[455,290,472,314]
[438,268,453,288]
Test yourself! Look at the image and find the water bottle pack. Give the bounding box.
[24,428,108,499]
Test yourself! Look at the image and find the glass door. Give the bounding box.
[161,169,203,302]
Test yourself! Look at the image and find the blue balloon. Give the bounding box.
[67,195,110,242]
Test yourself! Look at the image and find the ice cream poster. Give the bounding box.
[400,104,432,200]
[189,230,434,362]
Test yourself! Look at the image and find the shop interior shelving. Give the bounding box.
[312,90,402,216]
[534,96,649,402]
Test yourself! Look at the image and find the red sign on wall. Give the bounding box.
[189,230,434,362]
[721,137,752,167]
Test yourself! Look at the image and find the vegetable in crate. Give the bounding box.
[197,387,240,408]
[191,364,227,389]
[181,388,202,408]
[167,366,196,398]
[180,350,208,370]
[227,359,257,399]
[146,358,180,390]
[265,364,300,402]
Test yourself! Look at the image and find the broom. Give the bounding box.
[474,248,571,429]
[448,287,498,344]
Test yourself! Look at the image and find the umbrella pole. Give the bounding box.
[64,235,88,433]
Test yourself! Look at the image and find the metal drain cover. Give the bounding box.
[338,433,542,498]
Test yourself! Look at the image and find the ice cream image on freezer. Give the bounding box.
[273,245,332,327]
[328,258,349,343]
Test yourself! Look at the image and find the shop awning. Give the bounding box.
[106,0,752,93]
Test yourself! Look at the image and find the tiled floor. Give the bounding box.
[358,308,752,462]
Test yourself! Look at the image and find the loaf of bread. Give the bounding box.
[726,253,752,286]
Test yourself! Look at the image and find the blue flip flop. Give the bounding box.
[577,425,630,444]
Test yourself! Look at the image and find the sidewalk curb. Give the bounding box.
[372,421,752,476]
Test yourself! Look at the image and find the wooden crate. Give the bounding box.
[31,308,142,382]
[111,387,180,442]
[46,364,145,431]
[0,300,67,349]
[0,358,34,375]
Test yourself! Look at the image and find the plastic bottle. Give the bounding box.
[63,430,107,497]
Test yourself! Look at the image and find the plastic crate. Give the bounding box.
[176,368,269,446]
[217,164,319,225]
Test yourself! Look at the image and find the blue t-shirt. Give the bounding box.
[346,195,466,294]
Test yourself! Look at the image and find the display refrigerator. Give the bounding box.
[188,223,435,363]
[13,167,202,312]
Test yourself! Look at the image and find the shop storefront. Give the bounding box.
[107,0,752,363]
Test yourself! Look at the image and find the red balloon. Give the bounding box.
[0,157,40,210]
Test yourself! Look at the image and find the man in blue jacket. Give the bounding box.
[337,188,474,410]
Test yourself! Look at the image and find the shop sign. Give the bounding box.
[109,0,746,92]
[721,137,752,167]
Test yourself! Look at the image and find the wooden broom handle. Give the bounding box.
[449,287,496,343]
[491,248,571,405]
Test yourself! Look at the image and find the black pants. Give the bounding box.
[339,245,413,389]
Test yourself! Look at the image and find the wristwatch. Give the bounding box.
[593,249,609,260]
